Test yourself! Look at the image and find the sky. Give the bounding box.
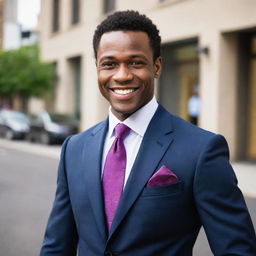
[17,0,40,29]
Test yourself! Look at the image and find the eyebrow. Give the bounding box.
[99,56,115,62]
[130,54,147,59]
[99,54,148,62]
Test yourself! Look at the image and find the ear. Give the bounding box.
[154,56,162,78]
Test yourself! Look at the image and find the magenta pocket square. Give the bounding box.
[146,165,179,188]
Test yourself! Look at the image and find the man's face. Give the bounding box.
[96,31,162,121]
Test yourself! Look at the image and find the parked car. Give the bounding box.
[0,110,30,140]
[27,112,79,144]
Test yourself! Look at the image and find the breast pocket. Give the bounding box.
[141,181,183,197]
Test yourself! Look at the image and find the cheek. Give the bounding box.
[98,72,110,89]
[98,77,108,98]
[138,68,154,80]
[139,72,154,89]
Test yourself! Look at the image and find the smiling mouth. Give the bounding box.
[111,88,137,95]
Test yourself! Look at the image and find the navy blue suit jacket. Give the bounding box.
[40,105,256,256]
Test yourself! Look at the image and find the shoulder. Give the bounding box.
[61,119,108,151]
[156,104,227,154]
[173,114,216,143]
[158,104,215,139]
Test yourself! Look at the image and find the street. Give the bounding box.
[0,141,58,256]
[0,139,255,256]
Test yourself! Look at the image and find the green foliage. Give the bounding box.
[0,45,55,98]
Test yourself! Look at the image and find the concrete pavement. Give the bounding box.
[0,138,255,198]
[0,138,60,159]
[232,162,256,198]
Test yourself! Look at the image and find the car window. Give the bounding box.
[4,111,29,123]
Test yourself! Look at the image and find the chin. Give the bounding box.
[112,107,137,120]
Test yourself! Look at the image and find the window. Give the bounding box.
[71,0,80,25]
[103,0,115,13]
[52,0,60,32]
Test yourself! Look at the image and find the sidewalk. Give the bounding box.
[0,138,255,198]
[232,162,256,198]
[0,138,60,159]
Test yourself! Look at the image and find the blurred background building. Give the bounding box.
[2,0,20,50]
[0,0,4,49]
[0,0,38,50]
[0,0,39,110]
[30,0,256,161]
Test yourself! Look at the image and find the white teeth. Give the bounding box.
[114,89,135,95]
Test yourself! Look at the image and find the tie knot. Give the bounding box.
[115,123,130,139]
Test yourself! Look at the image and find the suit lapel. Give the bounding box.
[83,119,108,242]
[108,106,174,239]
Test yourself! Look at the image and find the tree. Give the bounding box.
[0,45,55,110]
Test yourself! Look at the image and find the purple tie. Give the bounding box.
[102,123,130,231]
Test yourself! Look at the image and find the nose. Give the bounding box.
[113,64,133,83]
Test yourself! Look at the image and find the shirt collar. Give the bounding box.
[108,97,158,138]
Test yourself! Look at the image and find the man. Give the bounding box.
[39,11,256,256]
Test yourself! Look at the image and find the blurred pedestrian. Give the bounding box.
[188,90,200,125]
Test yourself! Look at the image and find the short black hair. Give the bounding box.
[93,10,161,60]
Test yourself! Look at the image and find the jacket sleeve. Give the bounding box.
[39,137,78,256]
[194,134,256,255]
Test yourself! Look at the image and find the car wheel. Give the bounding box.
[40,132,51,145]
[5,129,14,140]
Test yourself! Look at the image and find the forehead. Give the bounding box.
[97,31,153,59]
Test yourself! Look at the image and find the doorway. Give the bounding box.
[68,56,81,120]
[237,32,256,161]
[159,40,199,124]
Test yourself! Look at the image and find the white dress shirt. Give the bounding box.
[102,97,158,187]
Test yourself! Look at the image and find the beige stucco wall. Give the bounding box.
[39,0,256,160]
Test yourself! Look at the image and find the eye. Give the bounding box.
[130,61,144,67]
[100,62,116,69]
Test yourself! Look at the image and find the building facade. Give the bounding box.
[0,0,4,49]
[2,0,21,50]
[39,0,256,161]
